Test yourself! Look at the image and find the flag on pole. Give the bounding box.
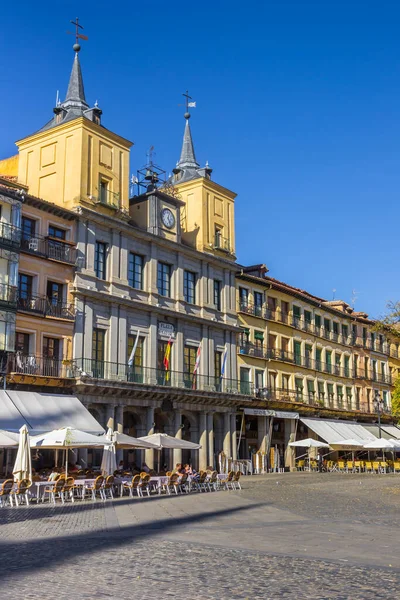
[188,101,196,108]
[220,345,228,379]
[192,343,202,389]
[127,330,140,367]
[163,336,173,381]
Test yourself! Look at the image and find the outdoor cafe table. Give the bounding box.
[29,479,97,501]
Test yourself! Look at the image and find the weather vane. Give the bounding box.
[67,17,88,52]
[181,90,196,119]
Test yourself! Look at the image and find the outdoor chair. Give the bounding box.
[297,460,305,471]
[337,461,347,473]
[103,475,115,499]
[178,473,189,493]
[11,478,32,506]
[232,471,242,490]
[162,473,180,495]
[207,471,219,491]
[372,461,380,474]
[352,461,363,473]
[62,477,76,502]
[380,461,388,474]
[364,461,373,473]
[149,470,157,476]
[220,471,235,490]
[123,474,141,498]
[138,474,151,497]
[42,478,65,504]
[0,479,14,507]
[393,462,400,473]
[84,475,105,501]
[195,471,209,492]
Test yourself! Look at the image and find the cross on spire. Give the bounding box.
[67,17,88,52]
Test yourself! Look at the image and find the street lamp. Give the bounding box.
[373,391,384,439]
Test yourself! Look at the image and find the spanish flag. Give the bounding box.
[163,336,172,380]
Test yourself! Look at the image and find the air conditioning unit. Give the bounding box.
[28,239,38,251]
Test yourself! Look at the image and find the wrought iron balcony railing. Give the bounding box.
[0,222,21,250]
[239,343,268,359]
[256,386,371,412]
[0,283,18,308]
[214,234,232,253]
[9,354,76,378]
[75,359,254,395]
[20,235,77,265]
[17,295,75,320]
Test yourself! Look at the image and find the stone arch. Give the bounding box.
[123,409,143,437]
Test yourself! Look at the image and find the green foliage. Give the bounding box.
[373,301,400,337]
[391,375,400,420]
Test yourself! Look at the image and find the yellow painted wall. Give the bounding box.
[16,118,131,211]
[0,154,19,177]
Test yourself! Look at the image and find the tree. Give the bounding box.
[373,301,400,335]
[391,375,400,420]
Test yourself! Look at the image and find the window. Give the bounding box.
[127,334,144,369]
[346,387,352,406]
[294,340,302,365]
[383,390,388,409]
[292,305,301,326]
[100,180,109,204]
[47,281,63,304]
[128,253,143,289]
[95,242,107,280]
[240,328,250,347]
[267,296,277,314]
[315,347,322,370]
[16,332,30,354]
[254,291,263,316]
[315,314,321,331]
[255,369,264,390]
[239,287,249,309]
[282,374,290,391]
[332,322,339,338]
[366,389,371,412]
[158,340,172,373]
[183,270,196,304]
[213,280,222,311]
[344,355,350,378]
[327,383,334,403]
[157,262,171,297]
[307,380,315,401]
[318,381,325,401]
[325,351,332,373]
[304,310,312,323]
[372,360,377,380]
[43,337,60,359]
[355,388,361,410]
[364,356,369,378]
[342,324,348,341]
[92,329,105,378]
[281,301,289,323]
[337,385,343,406]
[335,353,341,375]
[281,337,289,358]
[21,217,35,242]
[184,346,197,387]
[305,344,312,367]
[18,274,32,300]
[214,351,222,379]
[295,377,303,400]
[381,362,386,380]
[269,371,277,391]
[240,368,251,394]
[48,225,66,240]
[324,318,331,335]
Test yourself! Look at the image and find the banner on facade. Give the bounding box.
[243,408,299,419]
[158,322,175,339]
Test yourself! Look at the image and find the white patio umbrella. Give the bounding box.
[363,439,396,450]
[30,427,110,477]
[329,439,365,463]
[138,433,201,450]
[112,431,158,449]
[0,430,19,447]
[289,438,330,471]
[101,429,117,476]
[12,425,32,482]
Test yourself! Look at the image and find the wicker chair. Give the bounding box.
[194,471,208,492]
[123,474,141,498]
[138,474,151,497]
[42,478,65,504]
[11,478,32,506]
[103,475,115,499]
[62,477,76,502]
[220,471,235,490]
[207,471,218,492]
[232,471,242,490]
[0,479,14,507]
[84,475,105,501]
[161,473,179,495]
[178,473,189,493]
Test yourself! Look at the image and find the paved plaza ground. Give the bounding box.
[1,473,400,599]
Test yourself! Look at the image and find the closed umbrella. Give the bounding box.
[12,425,32,482]
[31,427,110,477]
[138,433,201,450]
[112,431,158,449]
[101,429,117,477]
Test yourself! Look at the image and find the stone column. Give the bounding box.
[173,410,182,467]
[115,405,124,465]
[284,418,297,471]
[145,406,155,469]
[257,416,267,453]
[199,412,208,471]
[231,413,237,461]
[207,412,214,468]
[223,412,231,457]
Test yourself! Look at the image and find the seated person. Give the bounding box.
[141,462,150,473]
[48,467,61,481]
[172,463,184,475]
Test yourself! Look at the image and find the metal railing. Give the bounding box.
[238,343,268,359]
[75,359,255,395]
[256,386,371,412]
[0,222,21,249]
[9,354,76,378]
[238,303,265,318]
[21,235,77,265]
[17,295,75,320]
[214,234,232,253]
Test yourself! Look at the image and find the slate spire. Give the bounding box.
[63,50,89,110]
[177,114,199,169]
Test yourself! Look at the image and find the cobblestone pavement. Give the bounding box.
[1,473,400,599]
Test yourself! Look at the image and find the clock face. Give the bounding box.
[161,207,175,229]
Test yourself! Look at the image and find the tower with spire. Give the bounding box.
[11,21,132,212]
[171,98,236,260]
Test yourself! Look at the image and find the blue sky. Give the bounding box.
[1,1,399,318]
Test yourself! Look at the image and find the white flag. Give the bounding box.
[193,343,201,376]
[220,345,228,378]
[128,330,140,366]
[188,101,196,108]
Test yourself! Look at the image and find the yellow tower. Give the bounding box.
[7,43,132,213]
[171,106,236,260]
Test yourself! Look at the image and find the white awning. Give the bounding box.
[381,425,400,440]
[1,391,104,435]
[300,417,376,444]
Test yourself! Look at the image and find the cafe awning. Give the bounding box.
[380,425,400,440]
[300,417,376,444]
[0,391,104,435]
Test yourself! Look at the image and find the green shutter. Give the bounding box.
[254,331,264,341]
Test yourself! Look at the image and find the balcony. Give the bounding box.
[9,354,76,378]
[214,233,232,254]
[0,283,18,309]
[0,222,21,251]
[17,295,75,320]
[75,359,254,396]
[239,342,268,359]
[238,303,264,318]
[21,235,77,265]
